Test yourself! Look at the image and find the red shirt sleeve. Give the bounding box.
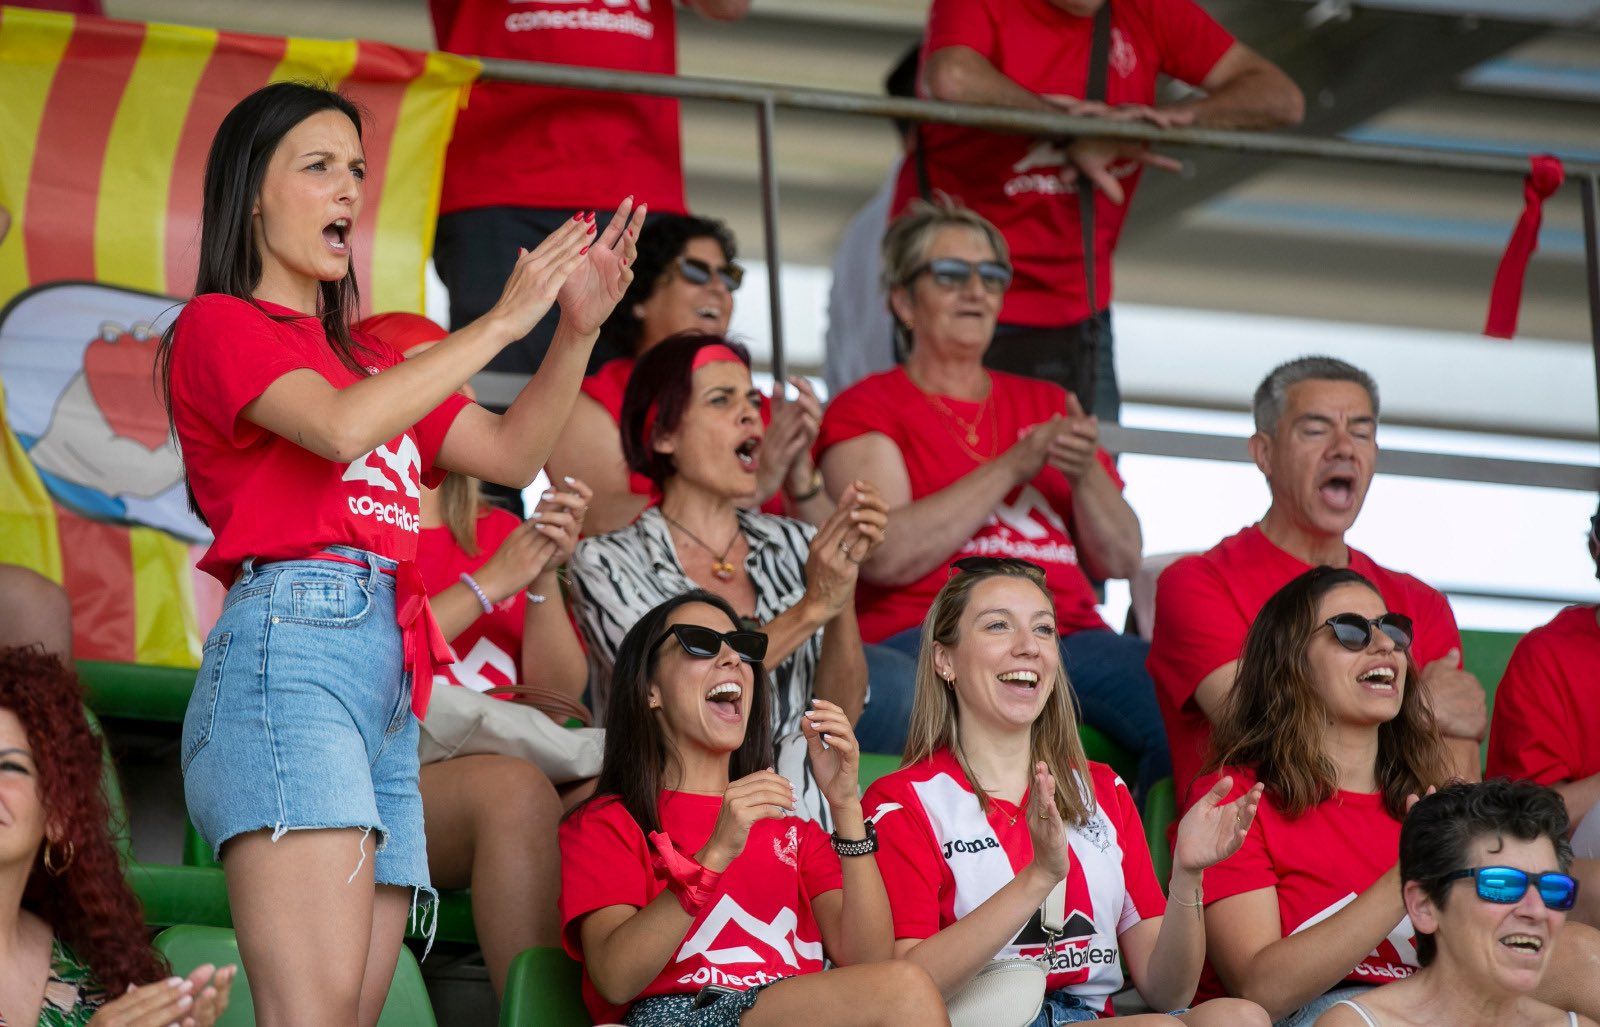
[799,820,845,900]
[1148,0,1236,86]
[925,0,1000,60]
[1411,585,1464,671]
[1147,555,1246,714]
[412,392,472,491]
[864,781,945,941]
[1108,774,1165,926]
[1486,632,1579,786]
[558,799,654,960]
[172,295,314,449]
[815,378,899,460]
[1199,771,1277,905]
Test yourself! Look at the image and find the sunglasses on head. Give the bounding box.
[651,623,768,664]
[911,257,1013,294]
[1320,612,1414,652]
[1441,866,1579,911]
[951,556,1047,579]
[676,255,744,292]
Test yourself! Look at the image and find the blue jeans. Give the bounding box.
[181,546,431,901]
[879,626,1169,798]
[1027,990,1102,1025]
[855,642,918,756]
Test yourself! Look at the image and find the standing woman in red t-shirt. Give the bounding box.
[157,81,643,1026]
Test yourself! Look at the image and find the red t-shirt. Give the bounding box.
[1148,525,1462,803]
[1486,605,1600,787]
[895,0,1234,326]
[1198,766,1417,1000]
[815,367,1118,642]
[415,508,527,695]
[170,295,470,585]
[559,791,843,1023]
[431,0,685,216]
[580,356,785,517]
[865,748,1163,1012]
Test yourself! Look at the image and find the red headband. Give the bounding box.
[639,343,746,450]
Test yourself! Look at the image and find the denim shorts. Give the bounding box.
[181,546,432,907]
[1274,986,1375,1027]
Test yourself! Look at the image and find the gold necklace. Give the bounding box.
[663,513,741,581]
[918,380,998,462]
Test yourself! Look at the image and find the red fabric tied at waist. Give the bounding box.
[310,552,454,719]
[1484,154,1565,340]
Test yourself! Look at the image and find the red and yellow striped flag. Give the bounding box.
[0,4,478,313]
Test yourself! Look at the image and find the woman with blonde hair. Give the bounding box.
[864,557,1267,1025]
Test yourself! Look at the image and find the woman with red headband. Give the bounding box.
[156,81,642,1025]
[569,334,896,825]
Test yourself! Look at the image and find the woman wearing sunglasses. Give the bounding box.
[1197,567,1600,1025]
[815,198,1164,793]
[570,334,892,823]
[865,558,1267,1026]
[558,590,947,1026]
[1315,779,1592,1027]
[549,213,829,535]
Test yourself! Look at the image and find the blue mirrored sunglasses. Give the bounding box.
[1441,866,1578,911]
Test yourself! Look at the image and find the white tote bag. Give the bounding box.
[417,684,603,785]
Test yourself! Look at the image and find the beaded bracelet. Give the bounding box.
[459,572,493,614]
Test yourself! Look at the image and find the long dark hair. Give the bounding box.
[1205,566,1449,819]
[157,82,373,452]
[574,590,774,836]
[3,646,167,994]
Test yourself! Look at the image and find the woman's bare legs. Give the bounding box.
[420,754,564,997]
[225,828,389,1027]
[357,886,412,1027]
[744,961,948,1027]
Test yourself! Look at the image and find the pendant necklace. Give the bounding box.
[663,513,741,581]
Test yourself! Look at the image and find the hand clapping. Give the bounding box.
[1173,775,1264,874]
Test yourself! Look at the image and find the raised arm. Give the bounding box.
[819,421,1060,588]
[893,763,1067,996]
[545,393,649,537]
[436,200,648,488]
[241,217,593,465]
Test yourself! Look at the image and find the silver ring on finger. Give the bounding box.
[838,538,854,555]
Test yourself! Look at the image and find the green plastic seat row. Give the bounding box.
[154,924,436,1026]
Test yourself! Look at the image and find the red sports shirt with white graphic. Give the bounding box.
[1196,766,1417,1000]
[415,508,526,695]
[815,367,1117,642]
[430,0,685,216]
[170,295,470,585]
[1147,525,1463,805]
[865,748,1164,1012]
[1486,604,1600,787]
[894,0,1234,327]
[560,792,843,1023]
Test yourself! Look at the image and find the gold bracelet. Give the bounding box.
[1171,889,1204,909]
[788,467,824,503]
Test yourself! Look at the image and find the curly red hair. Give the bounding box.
[3,645,166,993]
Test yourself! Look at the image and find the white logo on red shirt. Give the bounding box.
[772,825,800,869]
[505,0,655,36]
[343,437,422,498]
[1110,29,1136,78]
[991,484,1069,540]
[676,894,823,970]
[440,636,518,692]
[1295,894,1419,980]
[1004,140,1138,199]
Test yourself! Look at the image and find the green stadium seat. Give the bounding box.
[153,925,437,1026]
[1142,776,1175,891]
[857,751,899,791]
[130,863,232,929]
[500,946,588,1027]
[77,659,196,723]
[1079,724,1135,786]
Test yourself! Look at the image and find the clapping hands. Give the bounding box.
[1173,775,1264,874]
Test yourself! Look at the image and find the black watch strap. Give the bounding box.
[831,820,878,857]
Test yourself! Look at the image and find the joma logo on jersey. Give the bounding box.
[943,836,1001,859]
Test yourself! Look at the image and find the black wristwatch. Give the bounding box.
[831,820,878,857]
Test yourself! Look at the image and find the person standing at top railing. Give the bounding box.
[429,0,750,381]
[903,0,1303,419]
[1147,356,1488,808]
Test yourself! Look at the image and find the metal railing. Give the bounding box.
[472,56,1600,494]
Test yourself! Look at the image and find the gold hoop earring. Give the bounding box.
[43,840,75,876]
